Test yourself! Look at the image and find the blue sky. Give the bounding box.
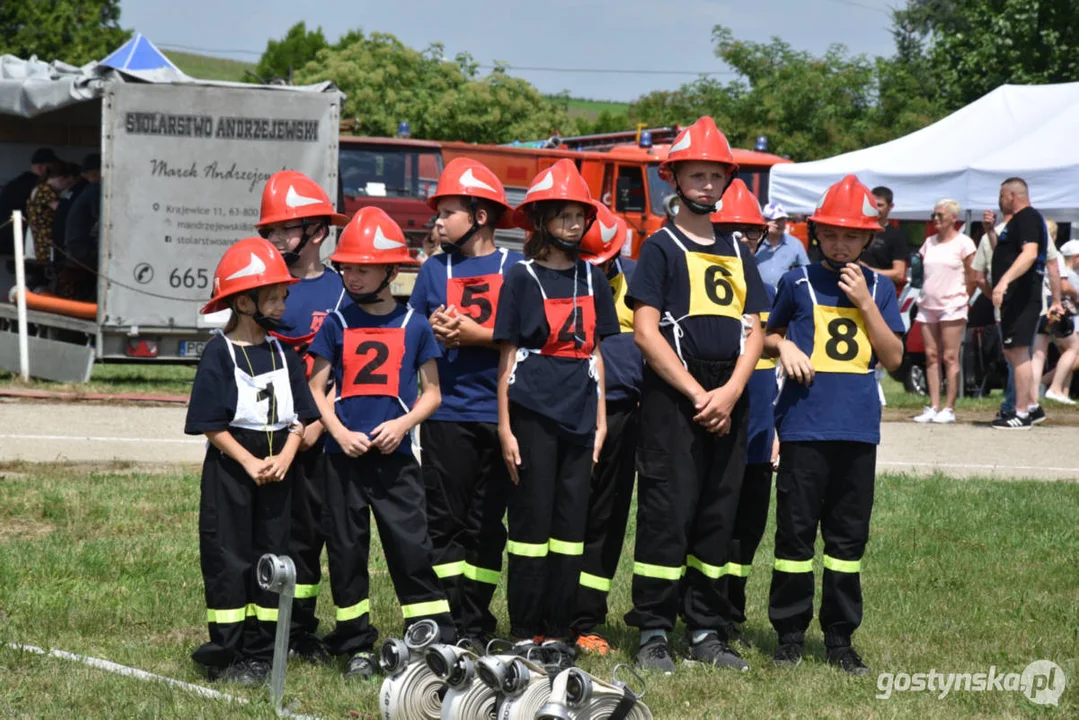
[121,0,899,102]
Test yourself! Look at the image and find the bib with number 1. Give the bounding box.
[810,305,871,374]
[685,251,747,320]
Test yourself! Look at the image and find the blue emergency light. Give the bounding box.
[755,135,768,152]
[639,131,653,149]
[397,121,411,138]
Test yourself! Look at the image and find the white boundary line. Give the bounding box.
[0,433,203,445]
[879,460,1079,475]
[4,642,320,719]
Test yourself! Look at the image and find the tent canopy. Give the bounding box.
[769,82,1079,222]
[0,35,337,119]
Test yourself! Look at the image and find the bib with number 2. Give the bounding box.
[340,327,406,398]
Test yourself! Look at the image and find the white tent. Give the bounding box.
[769,82,1079,222]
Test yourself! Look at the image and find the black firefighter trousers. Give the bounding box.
[768,440,875,648]
[321,451,454,656]
[625,359,748,639]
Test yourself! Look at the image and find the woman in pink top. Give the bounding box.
[912,199,977,424]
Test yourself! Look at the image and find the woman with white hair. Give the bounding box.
[912,199,977,423]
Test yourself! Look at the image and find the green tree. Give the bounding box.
[254,21,327,83]
[295,31,569,143]
[626,25,947,161]
[0,0,129,66]
[893,0,1079,110]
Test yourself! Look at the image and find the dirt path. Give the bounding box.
[0,399,1074,481]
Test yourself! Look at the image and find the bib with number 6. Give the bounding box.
[810,302,871,374]
[685,251,747,320]
[341,327,406,398]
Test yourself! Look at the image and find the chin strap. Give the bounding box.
[239,290,294,333]
[343,266,396,305]
[672,170,735,216]
[279,220,327,267]
[808,220,871,270]
[441,198,483,255]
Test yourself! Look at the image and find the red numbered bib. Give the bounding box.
[340,327,406,399]
[447,274,503,329]
[542,296,596,359]
[271,329,318,379]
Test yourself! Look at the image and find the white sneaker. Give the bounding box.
[1044,390,1076,405]
[931,408,956,423]
[912,407,938,423]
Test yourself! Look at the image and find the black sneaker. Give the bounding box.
[206,661,260,686]
[827,646,870,676]
[344,651,378,680]
[539,640,576,671]
[245,659,271,684]
[773,642,804,667]
[991,412,1032,430]
[289,635,333,664]
[688,633,749,671]
[1028,405,1047,425]
[637,636,677,674]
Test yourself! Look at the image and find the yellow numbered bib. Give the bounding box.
[685,251,747,321]
[609,272,634,334]
[756,311,776,370]
[810,304,871,374]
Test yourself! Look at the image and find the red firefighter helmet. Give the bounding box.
[427,158,516,228]
[711,179,766,227]
[331,207,418,266]
[579,204,630,265]
[256,170,349,228]
[809,174,882,232]
[658,116,739,181]
[201,237,298,314]
[513,159,600,230]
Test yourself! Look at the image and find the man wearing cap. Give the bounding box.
[57,154,102,300]
[0,148,56,255]
[755,202,810,290]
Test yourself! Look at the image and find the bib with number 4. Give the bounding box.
[340,327,406,398]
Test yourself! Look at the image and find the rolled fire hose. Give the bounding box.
[473,653,550,720]
[256,553,296,718]
[378,619,445,720]
[425,644,498,720]
[536,665,653,720]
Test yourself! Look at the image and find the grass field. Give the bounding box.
[0,363,195,398]
[0,464,1074,718]
[167,51,255,83]
[560,97,632,121]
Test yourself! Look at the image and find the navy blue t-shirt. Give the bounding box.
[184,334,319,435]
[408,248,524,423]
[601,258,644,403]
[627,222,769,361]
[493,259,620,443]
[747,283,777,464]
[277,267,350,343]
[309,303,441,455]
[768,263,904,444]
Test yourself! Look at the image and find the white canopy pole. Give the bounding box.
[11,209,29,382]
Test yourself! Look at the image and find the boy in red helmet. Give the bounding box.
[711,179,780,637]
[764,175,904,675]
[408,158,523,645]
[307,208,453,680]
[254,170,350,661]
[570,205,643,656]
[185,238,320,684]
[624,117,769,673]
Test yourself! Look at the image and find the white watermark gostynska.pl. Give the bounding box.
[876,660,1066,706]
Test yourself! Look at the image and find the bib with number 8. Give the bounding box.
[685,251,747,321]
[341,327,406,398]
[810,304,871,374]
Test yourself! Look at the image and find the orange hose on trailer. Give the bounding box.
[7,289,98,321]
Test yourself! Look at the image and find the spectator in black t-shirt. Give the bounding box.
[989,177,1059,429]
[859,186,909,288]
[0,148,56,255]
